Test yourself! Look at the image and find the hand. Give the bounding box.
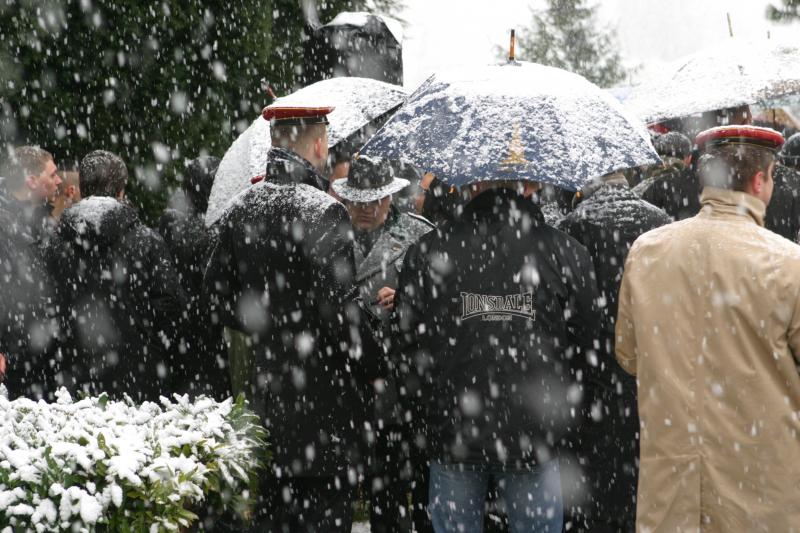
[376,287,396,312]
[0,353,5,383]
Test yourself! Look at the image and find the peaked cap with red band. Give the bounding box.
[695,125,785,153]
[262,105,334,126]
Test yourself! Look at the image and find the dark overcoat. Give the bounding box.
[204,147,369,476]
[558,181,671,530]
[159,208,231,398]
[44,196,182,401]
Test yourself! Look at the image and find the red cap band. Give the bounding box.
[695,125,785,152]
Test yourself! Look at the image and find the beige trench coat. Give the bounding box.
[616,187,800,532]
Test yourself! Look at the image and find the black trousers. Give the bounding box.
[247,475,357,533]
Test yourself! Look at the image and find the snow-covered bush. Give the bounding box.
[0,387,267,532]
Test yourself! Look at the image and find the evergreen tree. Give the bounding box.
[767,0,800,22]
[0,0,388,221]
[513,0,628,88]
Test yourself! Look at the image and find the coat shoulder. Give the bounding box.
[390,212,435,242]
[753,224,800,259]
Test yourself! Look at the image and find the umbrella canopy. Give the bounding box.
[626,39,800,125]
[359,61,659,190]
[205,77,408,226]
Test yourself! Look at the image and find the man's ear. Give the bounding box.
[24,174,38,190]
[66,185,76,199]
[315,137,326,160]
[751,170,765,194]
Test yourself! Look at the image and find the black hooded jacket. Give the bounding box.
[44,196,182,401]
[204,147,369,477]
[639,163,701,221]
[391,188,602,467]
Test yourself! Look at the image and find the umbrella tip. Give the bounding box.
[260,78,278,102]
[508,29,516,62]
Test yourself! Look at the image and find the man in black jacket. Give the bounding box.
[558,171,671,532]
[766,132,800,241]
[158,156,231,399]
[636,132,700,220]
[44,150,182,401]
[204,106,368,532]
[392,180,602,532]
[0,146,61,398]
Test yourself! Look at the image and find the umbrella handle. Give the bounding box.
[508,29,516,62]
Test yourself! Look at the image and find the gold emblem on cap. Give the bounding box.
[500,120,529,170]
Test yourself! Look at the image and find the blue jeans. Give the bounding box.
[429,460,563,533]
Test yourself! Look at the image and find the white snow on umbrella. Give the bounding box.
[361,61,658,190]
[205,77,407,227]
[326,11,404,45]
[626,39,800,124]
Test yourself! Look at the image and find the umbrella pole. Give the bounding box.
[727,12,734,37]
[509,29,516,62]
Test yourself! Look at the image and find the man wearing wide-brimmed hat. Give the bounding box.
[616,125,800,532]
[332,154,434,533]
[332,155,434,321]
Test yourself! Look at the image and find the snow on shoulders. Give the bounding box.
[67,196,121,227]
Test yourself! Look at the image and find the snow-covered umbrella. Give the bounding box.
[359,61,659,190]
[626,39,800,125]
[205,77,408,227]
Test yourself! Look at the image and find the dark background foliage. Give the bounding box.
[0,0,391,222]
[767,0,800,22]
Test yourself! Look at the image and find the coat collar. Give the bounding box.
[265,147,328,191]
[698,186,766,227]
[463,188,545,225]
[355,207,406,281]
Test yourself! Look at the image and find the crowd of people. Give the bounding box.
[2,99,800,533]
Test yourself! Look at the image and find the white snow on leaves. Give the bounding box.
[0,387,261,532]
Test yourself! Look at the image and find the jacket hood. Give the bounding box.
[463,188,545,226]
[59,196,140,246]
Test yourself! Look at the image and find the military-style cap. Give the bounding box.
[331,154,409,203]
[262,105,334,126]
[695,125,785,153]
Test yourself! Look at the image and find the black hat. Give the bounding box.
[654,131,692,159]
[780,132,800,168]
[332,154,409,202]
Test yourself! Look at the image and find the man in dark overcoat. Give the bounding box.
[558,170,671,532]
[204,105,369,532]
[44,150,183,401]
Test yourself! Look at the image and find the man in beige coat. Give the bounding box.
[616,125,800,532]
